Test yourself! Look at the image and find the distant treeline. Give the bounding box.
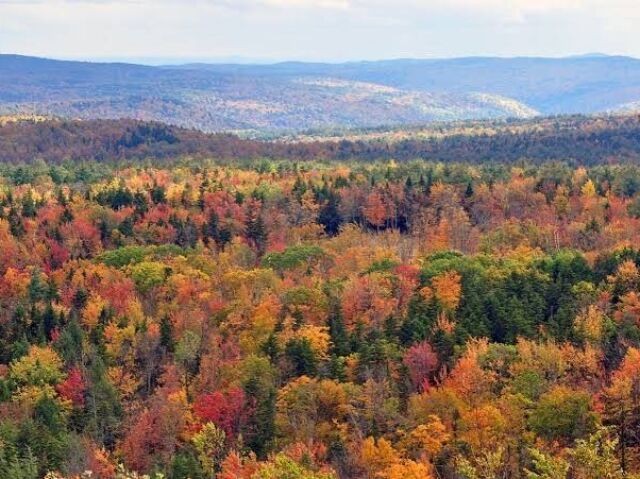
[2,115,640,164]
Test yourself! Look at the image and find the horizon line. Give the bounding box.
[0,51,637,67]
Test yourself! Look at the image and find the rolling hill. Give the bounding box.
[2,114,640,165]
[0,55,537,133]
[204,55,640,115]
[3,54,640,133]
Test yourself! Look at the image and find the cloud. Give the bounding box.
[0,0,638,61]
[0,0,630,15]
[264,0,349,8]
[0,0,349,6]
[347,0,588,22]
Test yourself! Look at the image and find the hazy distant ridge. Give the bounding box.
[2,54,640,132]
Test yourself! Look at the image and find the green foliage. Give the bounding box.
[525,448,569,479]
[98,246,148,268]
[0,445,39,479]
[84,357,123,447]
[175,330,202,377]
[456,448,507,479]
[28,396,71,470]
[528,387,596,442]
[129,261,169,293]
[99,245,186,268]
[241,356,277,458]
[192,423,226,478]
[411,250,592,346]
[363,258,400,275]
[511,370,545,400]
[628,196,640,219]
[285,338,318,377]
[253,454,336,479]
[169,449,204,479]
[9,346,64,387]
[262,245,326,272]
[570,428,624,479]
[54,319,84,365]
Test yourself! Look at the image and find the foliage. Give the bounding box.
[252,454,336,479]
[0,159,638,478]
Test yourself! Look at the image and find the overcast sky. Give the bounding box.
[0,0,637,63]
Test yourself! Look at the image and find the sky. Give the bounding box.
[0,0,638,63]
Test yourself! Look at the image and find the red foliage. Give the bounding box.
[47,239,70,271]
[403,341,438,392]
[122,367,187,473]
[363,190,388,228]
[85,442,116,479]
[60,217,101,258]
[99,276,136,316]
[218,451,258,479]
[122,409,156,472]
[394,264,420,310]
[56,367,86,407]
[193,387,249,437]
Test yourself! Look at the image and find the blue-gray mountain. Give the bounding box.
[2,54,640,132]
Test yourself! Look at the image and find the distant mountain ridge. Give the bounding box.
[2,54,640,132]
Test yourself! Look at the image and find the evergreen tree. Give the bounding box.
[21,192,37,218]
[246,211,268,256]
[318,191,342,236]
[285,338,318,377]
[328,303,350,357]
[8,206,25,238]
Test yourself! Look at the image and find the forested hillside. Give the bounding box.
[0,55,537,132]
[2,115,640,165]
[3,158,640,478]
[3,54,640,132]
[186,55,640,114]
[7,0,640,476]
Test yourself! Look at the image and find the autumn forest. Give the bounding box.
[0,147,640,479]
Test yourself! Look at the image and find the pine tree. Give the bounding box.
[8,206,25,238]
[285,338,318,377]
[21,191,37,218]
[328,303,350,357]
[203,210,220,246]
[246,211,268,256]
[318,191,342,236]
[465,181,474,198]
[160,315,175,353]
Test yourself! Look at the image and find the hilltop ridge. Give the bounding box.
[3,54,640,133]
